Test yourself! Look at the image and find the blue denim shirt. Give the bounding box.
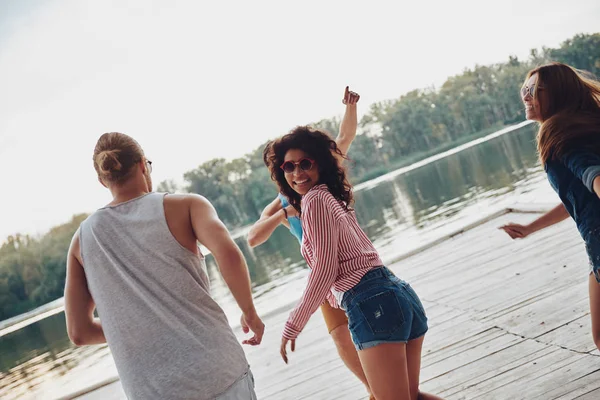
[545,149,600,239]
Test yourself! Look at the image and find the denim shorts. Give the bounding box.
[584,227,600,283]
[341,266,428,350]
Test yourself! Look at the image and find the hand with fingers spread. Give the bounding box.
[342,86,360,105]
[240,310,265,346]
[280,337,296,364]
[499,223,533,239]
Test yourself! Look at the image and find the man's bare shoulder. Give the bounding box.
[164,193,215,216]
[164,193,209,205]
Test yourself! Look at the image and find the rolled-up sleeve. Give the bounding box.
[563,150,600,193]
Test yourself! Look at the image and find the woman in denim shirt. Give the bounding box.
[500,62,600,349]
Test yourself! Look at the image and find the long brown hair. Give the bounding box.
[530,62,600,163]
[264,126,352,213]
[93,132,145,184]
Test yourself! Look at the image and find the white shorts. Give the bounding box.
[216,369,257,400]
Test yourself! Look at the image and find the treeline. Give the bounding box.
[159,33,600,229]
[0,215,87,320]
[1,33,599,321]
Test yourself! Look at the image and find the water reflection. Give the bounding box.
[397,124,540,226]
[0,123,547,399]
[0,312,112,399]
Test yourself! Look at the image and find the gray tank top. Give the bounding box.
[79,192,248,400]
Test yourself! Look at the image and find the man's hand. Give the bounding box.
[240,310,265,346]
[342,86,360,105]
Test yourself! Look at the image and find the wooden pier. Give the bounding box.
[70,208,600,400]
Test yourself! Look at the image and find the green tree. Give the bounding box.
[548,33,600,76]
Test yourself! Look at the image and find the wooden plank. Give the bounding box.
[433,341,554,397]
[502,356,600,399]
[421,330,525,383]
[454,347,582,399]
[488,283,589,339]
[536,315,597,354]
[73,382,124,400]
[541,369,600,399]
[422,327,511,367]
[575,387,600,400]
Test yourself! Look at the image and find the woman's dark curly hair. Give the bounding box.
[264,125,353,214]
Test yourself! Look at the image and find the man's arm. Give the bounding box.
[189,194,264,344]
[64,230,106,346]
[247,196,297,247]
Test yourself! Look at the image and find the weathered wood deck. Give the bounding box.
[71,209,600,400]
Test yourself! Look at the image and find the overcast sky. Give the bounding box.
[1,0,599,240]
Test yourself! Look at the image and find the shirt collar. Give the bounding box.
[305,183,328,195]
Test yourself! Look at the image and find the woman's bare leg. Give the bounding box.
[358,342,411,400]
[406,335,444,400]
[589,273,600,350]
[330,324,372,396]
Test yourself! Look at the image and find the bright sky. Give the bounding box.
[0,0,599,241]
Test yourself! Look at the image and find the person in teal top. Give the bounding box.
[277,192,303,242]
[247,87,378,399]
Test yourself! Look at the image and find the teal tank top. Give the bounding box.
[278,193,303,243]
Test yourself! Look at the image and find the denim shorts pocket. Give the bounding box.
[357,290,405,334]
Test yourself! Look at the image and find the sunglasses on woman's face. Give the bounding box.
[521,85,544,98]
[280,158,315,174]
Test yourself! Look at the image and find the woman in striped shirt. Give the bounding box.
[265,127,442,400]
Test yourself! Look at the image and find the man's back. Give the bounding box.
[79,192,248,400]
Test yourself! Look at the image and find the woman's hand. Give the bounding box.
[342,86,360,105]
[280,337,296,364]
[499,223,533,239]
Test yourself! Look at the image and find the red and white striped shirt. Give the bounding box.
[282,184,383,340]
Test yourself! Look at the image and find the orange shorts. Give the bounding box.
[320,301,348,333]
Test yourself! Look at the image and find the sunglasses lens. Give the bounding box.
[299,159,313,171]
[282,162,295,173]
[521,86,536,98]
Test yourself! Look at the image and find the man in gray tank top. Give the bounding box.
[64,132,264,400]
